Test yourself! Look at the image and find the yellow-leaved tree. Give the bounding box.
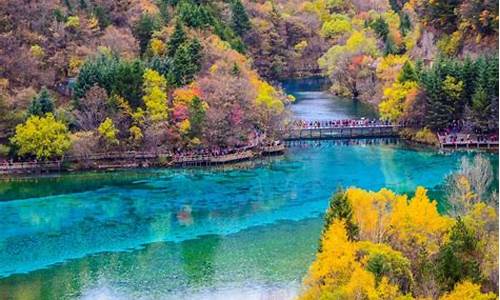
[300,219,409,300]
[11,113,71,160]
[98,117,119,147]
[440,281,497,300]
[298,187,496,300]
[143,68,169,123]
[379,81,419,122]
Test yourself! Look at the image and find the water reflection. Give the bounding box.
[280,77,377,120]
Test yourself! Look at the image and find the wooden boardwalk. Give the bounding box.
[0,144,286,175]
[437,133,498,149]
[285,125,400,140]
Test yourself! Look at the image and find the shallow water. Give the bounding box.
[0,79,497,300]
[1,139,495,299]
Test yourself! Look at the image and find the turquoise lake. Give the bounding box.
[0,79,497,299]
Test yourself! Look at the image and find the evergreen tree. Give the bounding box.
[112,59,145,108]
[148,55,172,78]
[321,189,359,247]
[133,13,161,54]
[168,39,202,87]
[436,218,481,292]
[28,88,55,117]
[399,12,412,36]
[188,96,205,137]
[167,20,187,57]
[469,87,491,132]
[177,0,214,28]
[384,35,399,56]
[93,6,111,30]
[370,17,389,41]
[398,61,418,82]
[389,0,402,12]
[460,56,477,104]
[230,0,251,36]
[187,38,203,70]
[158,0,170,24]
[231,62,241,76]
[73,55,145,108]
[421,68,454,130]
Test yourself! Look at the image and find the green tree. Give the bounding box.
[11,113,71,160]
[133,13,161,54]
[436,218,482,292]
[322,189,359,245]
[384,35,400,56]
[93,5,111,30]
[158,0,170,23]
[231,0,251,36]
[398,61,419,82]
[399,12,412,36]
[168,39,202,87]
[73,54,145,108]
[167,20,187,57]
[469,87,491,132]
[177,0,214,28]
[28,88,55,117]
[422,71,454,130]
[188,96,205,137]
[370,17,389,41]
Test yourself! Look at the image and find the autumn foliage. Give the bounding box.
[300,184,498,300]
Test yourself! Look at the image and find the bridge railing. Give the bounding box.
[290,119,400,130]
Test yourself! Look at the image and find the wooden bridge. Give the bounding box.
[437,133,498,149]
[285,124,401,140]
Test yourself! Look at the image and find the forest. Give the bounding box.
[0,0,498,160]
[300,155,498,300]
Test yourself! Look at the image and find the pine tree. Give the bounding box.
[371,17,389,41]
[436,218,481,292]
[422,68,454,130]
[460,56,477,104]
[188,96,205,137]
[321,189,359,248]
[398,61,418,82]
[187,38,202,71]
[231,0,251,36]
[168,39,201,87]
[177,0,214,28]
[384,36,399,56]
[399,12,412,36]
[28,88,55,117]
[470,87,491,132]
[133,13,161,54]
[158,0,170,24]
[167,20,187,57]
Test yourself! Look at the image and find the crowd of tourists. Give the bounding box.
[292,119,395,129]
[437,120,498,145]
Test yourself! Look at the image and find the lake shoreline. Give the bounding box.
[1,136,496,178]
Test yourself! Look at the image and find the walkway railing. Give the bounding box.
[291,119,399,130]
[437,133,498,149]
[0,141,286,174]
[286,119,401,140]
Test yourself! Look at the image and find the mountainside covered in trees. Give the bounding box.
[0,0,498,160]
[291,0,498,135]
[0,0,293,160]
